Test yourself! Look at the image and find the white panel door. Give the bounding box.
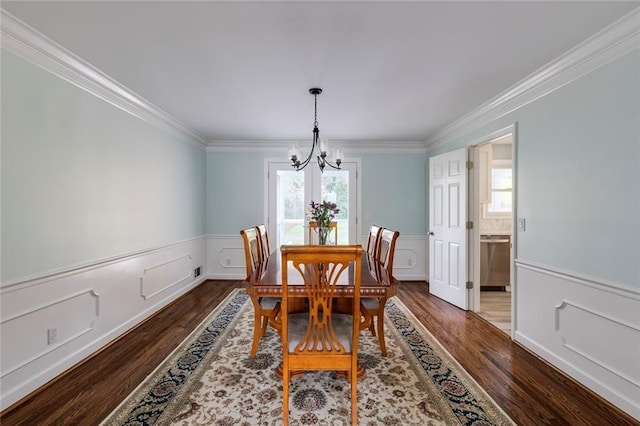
[429,148,469,310]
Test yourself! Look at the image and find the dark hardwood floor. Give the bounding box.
[1,280,637,425]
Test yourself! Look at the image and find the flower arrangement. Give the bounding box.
[308,200,340,244]
[309,200,340,226]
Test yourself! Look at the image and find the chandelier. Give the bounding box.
[288,88,342,172]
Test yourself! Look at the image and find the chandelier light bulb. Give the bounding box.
[319,139,328,156]
[288,143,299,162]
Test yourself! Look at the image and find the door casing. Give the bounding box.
[469,124,518,340]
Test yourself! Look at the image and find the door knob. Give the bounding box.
[428,231,434,237]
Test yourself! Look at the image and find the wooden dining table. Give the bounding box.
[243,245,398,303]
[243,244,398,378]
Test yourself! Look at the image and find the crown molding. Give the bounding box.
[207,139,427,154]
[425,7,640,152]
[0,9,208,149]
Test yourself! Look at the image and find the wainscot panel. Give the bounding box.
[206,234,428,281]
[0,236,207,411]
[514,260,640,420]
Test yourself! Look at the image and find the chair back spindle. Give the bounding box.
[377,228,400,277]
[366,225,383,259]
[255,224,271,261]
[240,227,263,277]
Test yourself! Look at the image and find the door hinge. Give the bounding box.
[466,281,473,289]
[466,221,473,229]
[466,160,473,170]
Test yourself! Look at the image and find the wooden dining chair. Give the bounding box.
[240,227,262,275]
[255,224,271,261]
[366,225,383,263]
[364,225,383,337]
[307,221,338,245]
[280,245,363,426]
[240,226,277,358]
[362,228,399,356]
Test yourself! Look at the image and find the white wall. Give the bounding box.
[426,15,640,419]
[0,29,208,409]
[515,261,640,418]
[206,234,428,281]
[0,238,207,410]
[205,149,430,281]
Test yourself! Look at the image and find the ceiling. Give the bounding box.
[3,1,638,144]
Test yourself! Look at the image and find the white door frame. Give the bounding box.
[469,124,518,340]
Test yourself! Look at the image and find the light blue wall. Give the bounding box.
[360,153,427,236]
[1,50,207,282]
[206,151,273,234]
[206,151,427,238]
[428,50,640,287]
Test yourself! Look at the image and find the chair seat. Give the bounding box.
[287,312,354,353]
[361,297,382,310]
[260,297,279,310]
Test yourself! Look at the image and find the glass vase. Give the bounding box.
[318,226,330,245]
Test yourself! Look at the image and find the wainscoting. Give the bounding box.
[205,234,428,281]
[0,236,207,411]
[514,260,640,420]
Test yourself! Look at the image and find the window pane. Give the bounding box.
[492,169,512,190]
[278,171,304,245]
[489,191,512,213]
[321,170,349,244]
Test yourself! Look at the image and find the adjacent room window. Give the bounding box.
[484,164,512,217]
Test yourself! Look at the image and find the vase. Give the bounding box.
[318,226,330,245]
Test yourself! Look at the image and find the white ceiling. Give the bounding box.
[3,1,638,143]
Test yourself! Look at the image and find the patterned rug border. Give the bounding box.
[384,298,514,425]
[101,289,515,425]
[99,289,248,426]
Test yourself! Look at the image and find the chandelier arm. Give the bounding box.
[292,126,319,170]
[323,159,342,170]
[316,155,326,173]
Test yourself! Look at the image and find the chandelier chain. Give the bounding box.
[314,93,318,127]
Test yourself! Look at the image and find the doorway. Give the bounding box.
[266,161,359,249]
[471,129,515,336]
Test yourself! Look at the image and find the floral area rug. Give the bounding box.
[101,289,514,425]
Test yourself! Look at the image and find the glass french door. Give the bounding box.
[267,161,357,249]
